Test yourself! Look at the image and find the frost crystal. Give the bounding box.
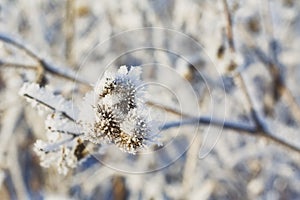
[80,66,159,154]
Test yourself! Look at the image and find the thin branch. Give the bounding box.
[39,59,89,86]
[1,30,299,156]
[41,137,75,153]
[0,34,40,60]
[160,117,256,133]
[146,101,192,118]
[49,129,83,137]
[282,89,300,123]
[219,0,300,153]
[23,94,76,122]
[0,33,89,86]
[0,60,37,70]
[20,70,300,154]
[65,0,76,66]
[160,117,300,154]
[222,0,270,132]
[150,94,300,154]
[222,0,235,53]
[254,47,300,123]
[235,73,268,131]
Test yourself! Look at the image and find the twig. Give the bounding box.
[253,47,300,123]
[41,137,75,153]
[49,129,83,137]
[146,101,192,118]
[160,117,300,154]
[222,0,235,53]
[238,2,300,123]
[0,60,37,70]
[282,89,300,123]
[149,91,300,154]
[222,0,264,129]
[0,33,89,86]
[1,30,300,156]
[219,0,300,153]
[23,94,76,122]
[0,34,40,60]
[17,60,300,154]
[160,117,256,133]
[65,0,76,66]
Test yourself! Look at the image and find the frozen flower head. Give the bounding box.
[79,66,159,154]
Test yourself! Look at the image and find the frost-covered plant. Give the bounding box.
[19,66,160,174]
[79,66,159,152]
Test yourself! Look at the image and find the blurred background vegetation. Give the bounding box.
[0,0,300,199]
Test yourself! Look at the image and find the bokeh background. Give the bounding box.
[0,0,300,199]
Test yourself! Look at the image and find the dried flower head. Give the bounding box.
[79,66,159,154]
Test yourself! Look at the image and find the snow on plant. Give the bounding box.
[19,66,160,175]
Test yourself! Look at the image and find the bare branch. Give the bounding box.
[0,33,89,86]
[49,129,83,137]
[23,94,76,122]
[160,116,256,133]
[215,0,300,153]
[254,47,300,123]
[146,101,192,118]
[0,34,40,60]
[65,0,76,66]
[222,0,235,53]
[0,60,37,71]
[160,116,300,154]
[40,137,75,153]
